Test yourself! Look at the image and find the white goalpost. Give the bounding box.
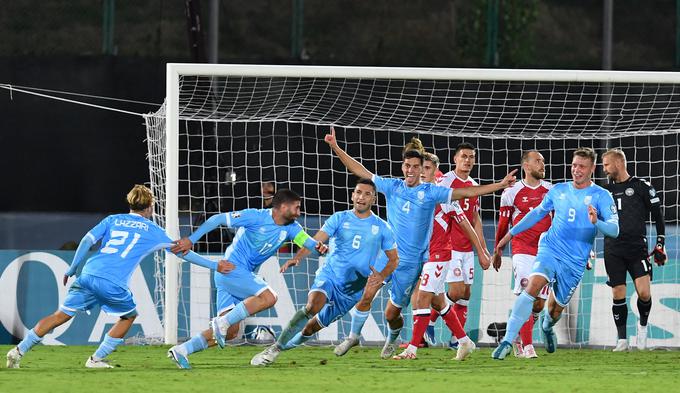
[146,64,679,348]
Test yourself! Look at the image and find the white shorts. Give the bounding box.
[419,261,449,294]
[446,250,474,284]
[513,253,550,300]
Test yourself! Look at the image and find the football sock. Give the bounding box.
[519,314,536,345]
[93,334,124,360]
[222,302,250,328]
[454,299,469,328]
[440,304,467,340]
[502,291,535,344]
[409,309,431,346]
[542,311,561,331]
[612,298,628,339]
[179,334,208,356]
[277,308,312,348]
[637,297,652,326]
[349,307,370,337]
[281,332,312,350]
[17,329,42,355]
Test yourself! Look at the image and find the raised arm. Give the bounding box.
[450,169,518,201]
[280,230,330,273]
[324,126,374,179]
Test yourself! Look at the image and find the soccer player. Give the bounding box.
[166,189,328,369]
[5,185,232,369]
[393,152,490,361]
[601,148,666,351]
[325,127,516,359]
[492,150,552,359]
[442,143,492,350]
[249,178,399,366]
[492,148,619,359]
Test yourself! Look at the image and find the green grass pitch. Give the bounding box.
[2,344,679,393]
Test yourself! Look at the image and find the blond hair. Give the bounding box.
[422,151,440,166]
[127,184,154,211]
[573,147,597,164]
[403,137,425,154]
[602,148,626,164]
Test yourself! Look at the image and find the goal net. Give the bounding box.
[145,65,679,348]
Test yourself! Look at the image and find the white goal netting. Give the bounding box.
[145,66,679,348]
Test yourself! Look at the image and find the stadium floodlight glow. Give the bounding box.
[146,64,680,346]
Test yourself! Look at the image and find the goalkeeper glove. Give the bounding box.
[650,236,667,266]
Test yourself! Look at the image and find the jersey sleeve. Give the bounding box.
[509,189,553,236]
[372,174,398,195]
[638,179,666,237]
[320,213,341,238]
[431,184,453,204]
[595,189,619,237]
[87,216,111,243]
[226,209,260,229]
[443,200,466,224]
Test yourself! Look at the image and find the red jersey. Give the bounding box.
[428,199,466,262]
[495,180,553,256]
[439,171,480,252]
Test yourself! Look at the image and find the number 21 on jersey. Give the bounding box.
[101,230,141,258]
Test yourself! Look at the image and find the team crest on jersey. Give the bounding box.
[371,225,379,235]
[231,211,241,218]
[625,187,634,196]
[417,191,425,200]
[610,204,617,214]
[279,231,287,241]
[343,222,351,229]
[559,193,566,200]
[583,195,592,205]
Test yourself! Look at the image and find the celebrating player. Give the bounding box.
[325,127,516,359]
[492,150,552,358]
[492,148,619,359]
[602,149,666,351]
[166,189,328,369]
[441,143,492,349]
[393,152,490,361]
[249,178,398,366]
[6,185,233,369]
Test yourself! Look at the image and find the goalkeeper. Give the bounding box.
[601,149,666,352]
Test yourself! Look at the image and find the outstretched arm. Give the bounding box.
[281,230,330,273]
[180,250,234,274]
[450,169,518,201]
[324,126,374,179]
[171,213,228,255]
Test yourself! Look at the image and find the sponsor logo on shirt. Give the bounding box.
[583,195,592,205]
[371,225,379,235]
[417,191,425,200]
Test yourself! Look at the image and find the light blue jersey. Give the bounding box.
[81,213,174,288]
[189,208,312,272]
[320,210,397,295]
[512,182,618,268]
[372,174,452,264]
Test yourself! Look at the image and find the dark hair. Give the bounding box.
[271,189,301,208]
[355,177,377,192]
[403,149,424,163]
[454,142,476,156]
[521,150,540,164]
[573,147,597,164]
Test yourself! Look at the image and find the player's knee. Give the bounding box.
[120,310,138,320]
[532,299,546,314]
[260,289,278,308]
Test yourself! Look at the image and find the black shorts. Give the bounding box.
[604,246,652,287]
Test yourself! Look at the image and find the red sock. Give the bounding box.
[440,305,466,339]
[519,315,535,345]
[410,312,431,347]
[429,309,439,324]
[453,303,468,329]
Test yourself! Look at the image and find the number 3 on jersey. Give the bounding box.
[101,230,141,258]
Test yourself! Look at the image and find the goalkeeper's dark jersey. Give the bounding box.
[604,176,663,251]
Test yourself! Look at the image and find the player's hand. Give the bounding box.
[479,249,491,270]
[500,169,518,189]
[586,249,596,270]
[587,205,598,224]
[366,266,385,290]
[63,274,71,286]
[280,258,300,273]
[216,260,235,274]
[492,251,503,272]
[171,237,193,256]
[650,236,667,266]
[315,241,329,255]
[324,126,339,149]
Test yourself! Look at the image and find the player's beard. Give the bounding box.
[530,169,545,180]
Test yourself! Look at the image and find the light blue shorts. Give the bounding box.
[531,250,585,307]
[60,274,136,317]
[374,253,422,309]
[310,269,362,327]
[214,264,270,315]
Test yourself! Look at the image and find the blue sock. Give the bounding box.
[543,312,561,331]
[280,332,312,350]
[94,334,124,360]
[225,302,250,326]
[17,329,42,355]
[387,327,402,344]
[502,291,536,344]
[349,307,370,337]
[276,308,311,348]
[180,334,209,355]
